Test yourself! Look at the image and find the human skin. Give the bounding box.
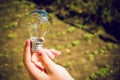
[23,39,74,80]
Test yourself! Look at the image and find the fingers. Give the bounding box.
[23,40,49,79]
[31,52,44,69]
[43,49,61,60]
[37,49,57,74]
[23,39,32,64]
[31,49,61,71]
[44,49,55,59]
[49,49,61,56]
[23,39,61,75]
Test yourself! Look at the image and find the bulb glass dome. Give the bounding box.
[26,10,51,52]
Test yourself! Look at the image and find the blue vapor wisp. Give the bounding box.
[30,10,47,17]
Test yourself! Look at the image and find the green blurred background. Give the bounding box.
[0,0,120,80]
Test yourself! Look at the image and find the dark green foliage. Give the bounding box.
[32,0,120,41]
[86,65,111,80]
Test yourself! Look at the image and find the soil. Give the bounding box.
[0,1,119,80]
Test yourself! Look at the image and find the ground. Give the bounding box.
[0,1,119,80]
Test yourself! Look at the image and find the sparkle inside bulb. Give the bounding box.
[27,10,50,39]
[26,10,51,52]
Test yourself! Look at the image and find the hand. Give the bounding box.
[23,39,74,80]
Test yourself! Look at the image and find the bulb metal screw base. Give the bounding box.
[34,41,43,52]
[30,37,44,52]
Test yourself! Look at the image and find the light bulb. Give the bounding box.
[27,10,51,52]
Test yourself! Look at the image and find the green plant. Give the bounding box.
[0,53,9,58]
[14,14,23,18]
[107,43,114,50]
[7,33,17,39]
[101,8,112,23]
[96,65,110,77]
[29,3,36,8]
[78,24,88,29]
[99,46,107,55]
[85,33,94,40]
[72,40,80,46]
[0,53,4,58]
[95,27,105,36]
[17,62,24,68]
[88,53,95,61]
[66,44,73,48]
[85,77,90,80]
[85,51,95,61]
[56,45,64,50]
[86,65,110,79]
[56,31,66,36]
[12,46,23,53]
[90,73,97,79]
[3,22,18,29]
[57,0,61,4]
[68,26,76,33]
[63,60,75,67]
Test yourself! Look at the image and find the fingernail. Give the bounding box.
[37,49,45,56]
[56,50,61,54]
[26,39,30,46]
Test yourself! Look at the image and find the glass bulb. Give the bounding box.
[26,10,51,52]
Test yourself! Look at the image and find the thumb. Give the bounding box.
[37,49,56,73]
